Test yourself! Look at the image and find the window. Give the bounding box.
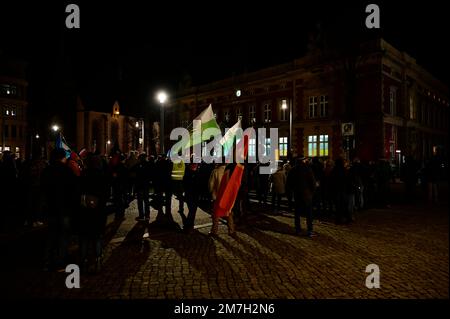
[389,87,397,115]
[280,99,288,121]
[308,135,317,157]
[319,95,328,117]
[4,125,8,138]
[236,108,242,121]
[319,135,329,156]
[249,105,256,124]
[224,110,230,122]
[0,84,17,96]
[19,126,23,139]
[309,96,318,118]
[201,141,207,158]
[263,138,271,156]
[249,138,256,157]
[308,134,329,157]
[11,125,17,139]
[11,106,16,117]
[4,146,10,152]
[279,137,288,157]
[264,104,271,123]
[409,95,417,120]
[15,147,20,159]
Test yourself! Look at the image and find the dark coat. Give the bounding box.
[287,162,316,203]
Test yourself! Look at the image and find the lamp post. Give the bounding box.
[282,99,293,158]
[30,133,40,160]
[157,91,168,155]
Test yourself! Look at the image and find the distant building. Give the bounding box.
[168,38,449,163]
[76,97,146,155]
[0,56,28,159]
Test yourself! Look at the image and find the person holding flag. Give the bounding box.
[209,130,248,237]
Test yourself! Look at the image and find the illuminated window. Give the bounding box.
[319,134,329,156]
[309,96,318,118]
[1,84,17,96]
[249,138,256,157]
[308,135,317,157]
[279,137,288,157]
[263,138,271,156]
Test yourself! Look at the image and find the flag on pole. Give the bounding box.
[184,104,220,149]
[55,132,72,158]
[213,135,249,218]
[219,119,241,157]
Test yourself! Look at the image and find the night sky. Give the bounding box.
[1,0,448,140]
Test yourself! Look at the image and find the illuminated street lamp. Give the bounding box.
[281,99,292,158]
[106,140,111,155]
[156,91,168,154]
[51,124,60,132]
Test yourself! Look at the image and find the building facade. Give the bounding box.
[0,58,28,159]
[168,39,449,164]
[76,98,146,155]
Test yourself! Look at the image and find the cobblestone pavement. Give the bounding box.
[1,193,448,299]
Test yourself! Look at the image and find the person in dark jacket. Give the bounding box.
[287,156,317,237]
[133,153,152,221]
[42,148,78,271]
[109,152,128,220]
[330,157,351,224]
[78,153,109,272]
[183,162,201,233]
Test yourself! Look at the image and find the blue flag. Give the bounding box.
[55,133,72,158]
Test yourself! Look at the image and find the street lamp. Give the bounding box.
[52,124,60,132]
[106,140,111,156]
[30,133,40,160]
[157,91,168,154]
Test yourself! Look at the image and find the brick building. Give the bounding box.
[168,38,448,164]
[0,57,28,159]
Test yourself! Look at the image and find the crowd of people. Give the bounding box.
[0,147,446,273]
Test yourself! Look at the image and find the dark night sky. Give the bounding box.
[1,0,449,139]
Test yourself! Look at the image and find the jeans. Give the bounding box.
[294,199,313,233]
[136,187,150,218]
